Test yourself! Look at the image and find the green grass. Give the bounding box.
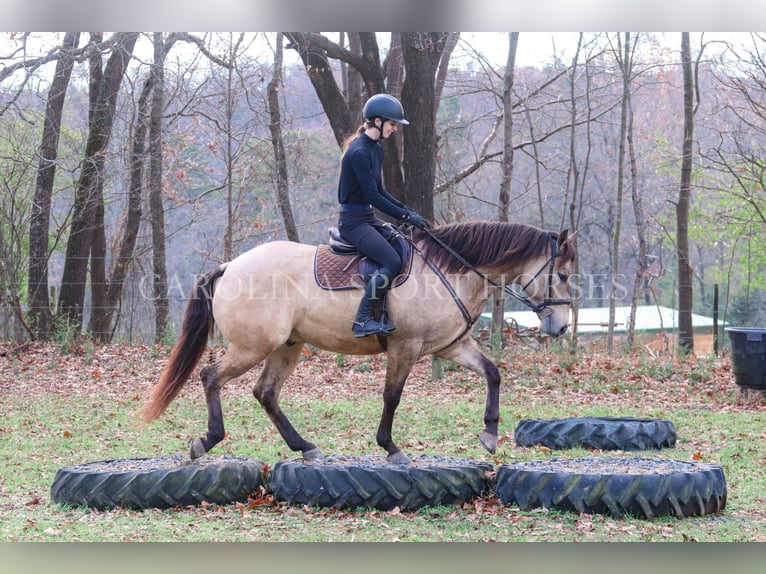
[1,343,765,542]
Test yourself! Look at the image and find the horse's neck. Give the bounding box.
[446,271,495,316]
[455,260,541,310]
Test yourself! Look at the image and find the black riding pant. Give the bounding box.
[338,210,402,280]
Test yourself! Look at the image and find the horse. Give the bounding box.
[140,221,576,466]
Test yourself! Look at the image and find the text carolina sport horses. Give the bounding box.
[140,221,576,466]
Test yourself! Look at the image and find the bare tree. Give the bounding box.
[606,33,636,355]
[626,65,647,350]
[491,32,519,348]
[97,71,153,340]
[148,32,170,343]
[564,33,590,345]
[27,32,79,340]
[498,32,519,223]
[268,32,299,242]
[57,32,139,334]
[677,32,696,352]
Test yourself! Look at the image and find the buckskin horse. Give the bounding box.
[140,221,576,465]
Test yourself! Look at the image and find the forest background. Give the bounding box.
[1,31,765,353]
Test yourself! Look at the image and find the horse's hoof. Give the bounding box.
[387,451,411,466]
[189,437,207,460]
[479,430,497,454]
[302,448,325,462]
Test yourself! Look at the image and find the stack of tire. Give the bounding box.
[498,416,726,518]
[50,416,727,519]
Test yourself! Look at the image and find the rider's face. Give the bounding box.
[380,119,398,139]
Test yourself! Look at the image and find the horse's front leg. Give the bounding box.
[376,345,419,466]
[436,338,501,454]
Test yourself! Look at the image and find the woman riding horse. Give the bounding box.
[140,220,576,467]
[337,93,428,338]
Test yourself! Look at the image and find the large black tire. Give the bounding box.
[269,454,494,512]
[514,416,677,450]
[493,456,727,519]
[50,455,265,510]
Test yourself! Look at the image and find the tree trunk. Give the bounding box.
[28,31,79,340]
[498,32,518,223]
[491,32,519,349]
[344,33,364,121]
[98,73,153,340]
[627,79,646,350]
[433,33,459,117]
[606,33,632,355]
[678,32,695,353]
[382,34,405,175]
[87,182,108,340]
[223,41,234,263]
[268,33,299,242]
[57,32,139,334]
[400,33,448,219]
[149,32,169,343]
[565,34,587,345]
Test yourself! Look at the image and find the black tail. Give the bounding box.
[140,265,226,422]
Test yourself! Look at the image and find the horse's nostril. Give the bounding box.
[558,325,569,337]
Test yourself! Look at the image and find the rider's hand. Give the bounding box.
[404,210,429,230]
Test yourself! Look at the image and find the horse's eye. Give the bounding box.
[558,272,569,282]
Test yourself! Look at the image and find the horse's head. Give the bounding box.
[520,229,576,338]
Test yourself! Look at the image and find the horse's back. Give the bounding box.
[229,240,314,269]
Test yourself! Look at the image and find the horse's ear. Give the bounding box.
[558,229,578,247]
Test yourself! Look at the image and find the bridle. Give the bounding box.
[515,234,572,316]
[420,227,572,318]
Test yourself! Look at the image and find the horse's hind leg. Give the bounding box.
[436,338,501,454]
[252,343,322,461]
[189,347,263,460]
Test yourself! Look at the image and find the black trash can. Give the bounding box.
[726,327,766,389]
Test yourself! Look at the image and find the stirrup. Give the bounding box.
[352,319,396,338]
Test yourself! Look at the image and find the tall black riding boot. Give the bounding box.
[352,269,396,338]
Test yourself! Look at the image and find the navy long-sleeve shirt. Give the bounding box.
[337,133,409,219]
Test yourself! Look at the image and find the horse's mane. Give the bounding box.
[417,221,574,274]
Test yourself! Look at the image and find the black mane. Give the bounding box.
[418,221,572,274]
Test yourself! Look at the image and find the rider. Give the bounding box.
[337,93,429,338]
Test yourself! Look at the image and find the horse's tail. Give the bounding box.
[140,264,227,423]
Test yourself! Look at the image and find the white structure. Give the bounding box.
[481,305,723,353]
[483,305,719,332]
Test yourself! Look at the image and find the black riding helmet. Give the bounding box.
[363,94,410,125]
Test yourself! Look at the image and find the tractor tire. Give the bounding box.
[493,456,727,519]
[514,416,677,451]
[269,454,494,512]
[50,455,265,510]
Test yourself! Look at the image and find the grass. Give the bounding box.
[1,341,765,542]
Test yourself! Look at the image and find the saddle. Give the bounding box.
[314,223,413,290]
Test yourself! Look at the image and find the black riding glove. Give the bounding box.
[403,210,429,230]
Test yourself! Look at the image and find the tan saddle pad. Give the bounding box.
[313,245,413,291]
